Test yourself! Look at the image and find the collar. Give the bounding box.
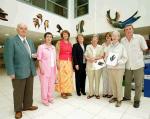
[90,44,99,49]
[18,35,26,42]
[79,43,84,46]
[44,44,54,49]
[125,34,135,41]
[111,41,119,47]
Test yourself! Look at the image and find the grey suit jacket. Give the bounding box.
[4,35,37,79]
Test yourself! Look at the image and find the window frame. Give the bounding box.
[74,0,89,18]
[17,0,68,18]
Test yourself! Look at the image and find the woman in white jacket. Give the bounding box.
[106,31,128,107]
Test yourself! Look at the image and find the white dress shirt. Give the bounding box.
[107,42,128,69]
[121,34,148,70]
[80,43,85,63]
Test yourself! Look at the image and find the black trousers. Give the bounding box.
[12,76,33,112]
[75,64,86,94]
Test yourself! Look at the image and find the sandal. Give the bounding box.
[107,95,113,98]
[66,93,72,96]
[103,94,108,97]
[87,95,94,99]
[95,95,100,99]
[61,93,68,99]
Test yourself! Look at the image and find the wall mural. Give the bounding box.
[44,20,49,31]
[76,20,85,34]
[0,8,8,21]
[33,18,40,28]
[36,14,43,24]
[106,10,141,29]
[33,14,49,31]
[33,14,65,33]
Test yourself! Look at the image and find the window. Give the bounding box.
[47,0,68,17]
[32,0,45,9]
[51,0,67,8]
[18,0,68,18]
[75,0,88,17]
[23,0,31,3]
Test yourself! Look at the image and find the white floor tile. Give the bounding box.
[65,108,94,119]
[0,69,150,119]
[121,114,145,119]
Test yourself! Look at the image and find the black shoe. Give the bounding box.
[122,97,131,101]
[81,92,86,95]
[77,93,81,96]
[133,101,140,108]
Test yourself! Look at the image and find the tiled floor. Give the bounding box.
[0,69,150,119]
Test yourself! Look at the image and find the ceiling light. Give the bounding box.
[4,34,9,36]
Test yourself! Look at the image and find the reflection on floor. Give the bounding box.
[0,69,150,119]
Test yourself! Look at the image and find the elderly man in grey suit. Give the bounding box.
[4,23,38,119]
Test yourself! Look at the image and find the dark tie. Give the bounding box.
[23,40,30,56]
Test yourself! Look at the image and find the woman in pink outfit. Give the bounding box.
[37,32,56,106]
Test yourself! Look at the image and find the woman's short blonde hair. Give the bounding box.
[112,30,120,39]
[91,34,99,40]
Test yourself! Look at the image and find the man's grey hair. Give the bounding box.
[17,23,28,29]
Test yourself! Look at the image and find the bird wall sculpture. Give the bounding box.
[106,10,141,29]
[56,24,63,33]
[76,20,85,34]
[0,8,8,21]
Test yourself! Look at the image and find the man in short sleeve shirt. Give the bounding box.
[121,24,148,108]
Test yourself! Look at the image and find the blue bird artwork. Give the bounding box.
[106,10,141,29]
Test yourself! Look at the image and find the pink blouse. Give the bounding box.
[37,44,56,69]
[59,40,72,61]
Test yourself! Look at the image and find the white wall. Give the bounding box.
[70,0,150,36]
[1,0,150,37]
[0,0,70,36]
[70,0,96,36]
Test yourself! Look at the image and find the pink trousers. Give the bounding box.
[38,67,56,103]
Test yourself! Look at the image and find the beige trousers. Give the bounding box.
[102,67,112,95]
[87,69,102,96]
[108,69,125,101]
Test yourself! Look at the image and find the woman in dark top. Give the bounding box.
[72,34,87,96]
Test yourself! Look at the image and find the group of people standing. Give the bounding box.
[4,23,147,119]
